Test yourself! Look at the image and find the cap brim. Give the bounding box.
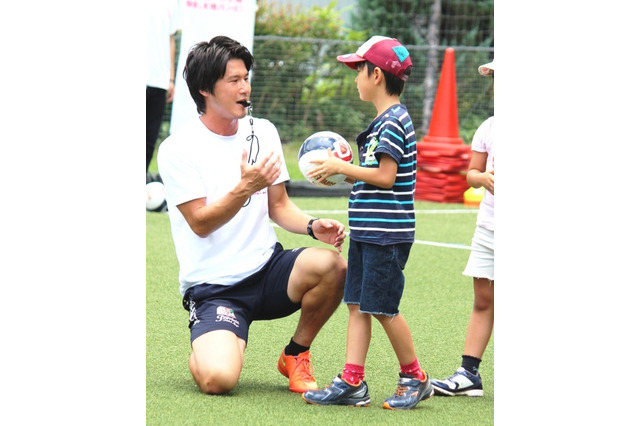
[337,53,365,70]
[478,61,494,76]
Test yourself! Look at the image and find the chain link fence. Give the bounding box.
[162,35,493,146]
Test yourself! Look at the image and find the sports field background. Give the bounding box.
[147,197,494,425]
[5,3,640,424]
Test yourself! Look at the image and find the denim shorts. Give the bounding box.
[182,243,305,344]
[343,240,412,316]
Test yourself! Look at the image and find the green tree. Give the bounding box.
[349,0,494,137]
[349,0,430,45]
[349,0,493,47]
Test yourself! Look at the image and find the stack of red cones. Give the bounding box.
[415,48,471,203]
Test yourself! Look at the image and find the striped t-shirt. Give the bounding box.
[348,104,417,245]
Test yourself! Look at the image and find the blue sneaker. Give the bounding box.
[301,375,371,407]
[431,367,484,397]
[382,371,434,410]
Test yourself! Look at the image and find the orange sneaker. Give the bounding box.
[277,349,318,393]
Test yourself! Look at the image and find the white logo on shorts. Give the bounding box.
[216,306,240,328]
[188,300,199,326]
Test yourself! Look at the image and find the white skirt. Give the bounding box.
[462,226,494,281]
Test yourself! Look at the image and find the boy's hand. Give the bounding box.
[307,148,343,182]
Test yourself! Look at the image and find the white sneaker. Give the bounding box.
[431,367,484,397]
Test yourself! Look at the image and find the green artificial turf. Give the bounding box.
[147,198,493,425]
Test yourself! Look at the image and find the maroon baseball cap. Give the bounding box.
[337,36,412,81]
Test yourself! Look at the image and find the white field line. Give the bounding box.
[413,239,472,250]
[302,209,478,215]
[273,209,475,250]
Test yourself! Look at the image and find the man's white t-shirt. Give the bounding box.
[157,116,289,295]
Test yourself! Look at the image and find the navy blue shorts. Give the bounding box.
[343,240,412,316]
[182,243,306,343]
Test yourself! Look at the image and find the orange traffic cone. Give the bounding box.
[423,48,463,144]
[415,48,469,203]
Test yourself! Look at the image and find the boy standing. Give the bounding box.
[301,36,433,410]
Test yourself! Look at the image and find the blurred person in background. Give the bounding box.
[147,0,180,177]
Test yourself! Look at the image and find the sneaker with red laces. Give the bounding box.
[277,350,318,393]
[382,371,434,410]
[302,374,371,407]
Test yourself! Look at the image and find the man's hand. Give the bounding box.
[239,149,282,194]
[312,218,347,253]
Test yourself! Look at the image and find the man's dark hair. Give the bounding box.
[183,36,254,114]
[357,61,411,97]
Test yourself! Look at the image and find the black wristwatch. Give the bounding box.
[307,218,319,240]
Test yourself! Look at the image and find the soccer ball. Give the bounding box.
[298,131,353,187]
[146,181,167,212]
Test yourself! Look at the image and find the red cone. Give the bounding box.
[415,48,470,203]
[423,48,462,144]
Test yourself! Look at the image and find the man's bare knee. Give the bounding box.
[189,331,244,395]
[192,365,239,395]
[199,374,238,395]
[326,251,347,292]
[290,249,346,303]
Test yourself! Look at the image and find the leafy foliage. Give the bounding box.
[250,0,493,146]
[349,0,493,47]
[256,0,344,38]
[349,0,494,135]
[252,1,370,144]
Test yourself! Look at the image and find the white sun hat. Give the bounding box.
[478,61,494,76]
